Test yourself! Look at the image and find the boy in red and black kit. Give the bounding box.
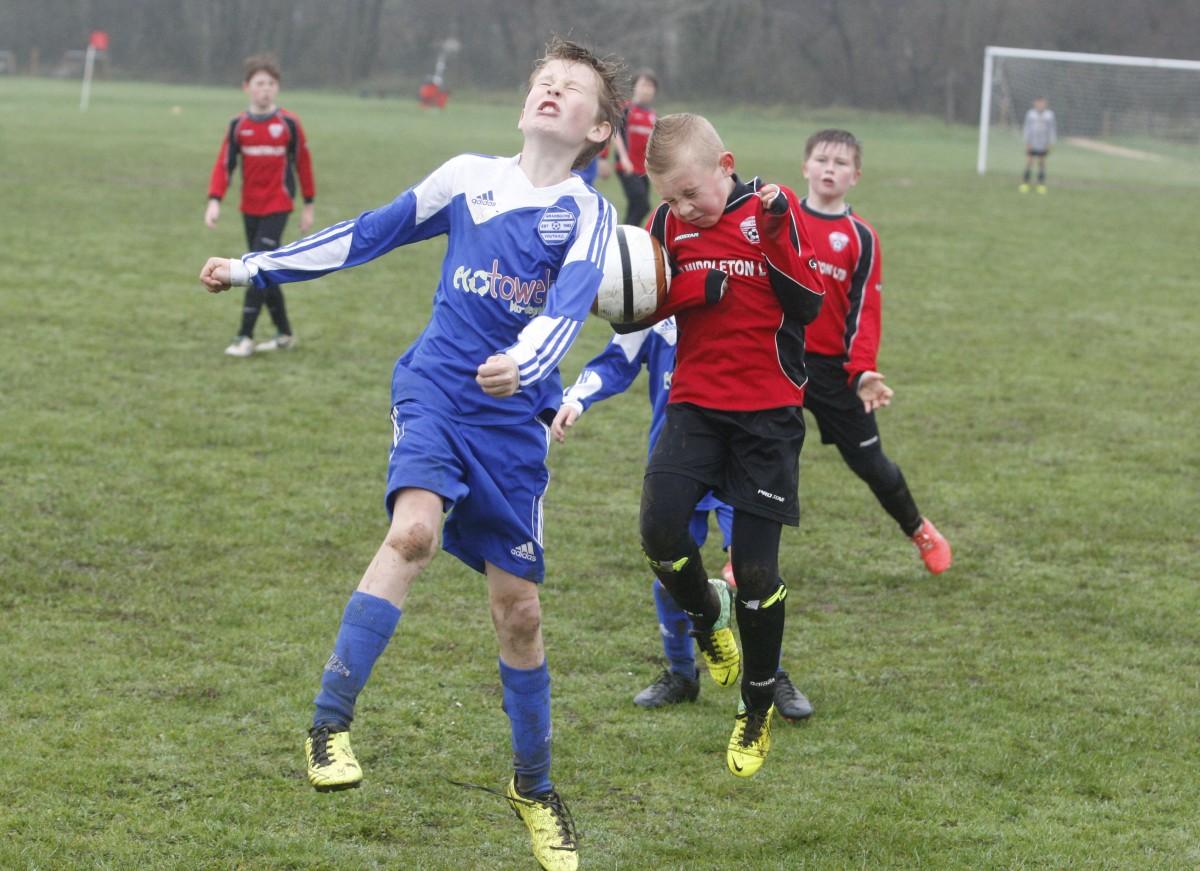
[797,129,951,574]
[206,54,315,357]
[611,69,657,226]
[636,113,826,778]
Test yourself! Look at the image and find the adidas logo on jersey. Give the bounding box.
[510,541,537,562]
[470,190,496,207]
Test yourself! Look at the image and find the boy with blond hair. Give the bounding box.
[199,37,626,871]
[634,113,826,777]
[206,54,315,356]
[797,129,951,574]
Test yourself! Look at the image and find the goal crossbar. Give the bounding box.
[977,46,1200,174]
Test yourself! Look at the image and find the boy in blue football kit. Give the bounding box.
[199,38,626,871]
[552,320,813,720]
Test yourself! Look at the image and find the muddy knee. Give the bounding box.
[384,521,437,565]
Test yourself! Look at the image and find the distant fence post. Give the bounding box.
[80,31,109,112]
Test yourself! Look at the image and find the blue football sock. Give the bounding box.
[312,591,401,729]
[653,580,696,678]
[499,658,552,796]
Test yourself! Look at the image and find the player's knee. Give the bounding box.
[640,515,688,561]
[842,443,900,490]
[491,592,541,639]
[383,520,437,565]
[730,556,778,600]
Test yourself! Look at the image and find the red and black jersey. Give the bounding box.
[208,108,315,216]
[618,102,656,175]
[797,198,883,385]
[647,177,826,412]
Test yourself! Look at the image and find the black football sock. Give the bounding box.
[736,583,787,712]
[645,546,718,629]
[264,284,292,335]
[239,286,266,338]
[872,474,922,537]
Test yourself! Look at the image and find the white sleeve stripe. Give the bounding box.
[516,316,572,375]
[564,369,603,406]
[586,199,614,266]
[520,320,582,385]
[247,232,353,274]
[270,220,355,256]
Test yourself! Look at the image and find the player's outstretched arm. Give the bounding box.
[199,257,233,293]
[856,370,894,413]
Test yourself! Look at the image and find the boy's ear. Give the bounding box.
[587,120,612,144]
[718,151,735,176]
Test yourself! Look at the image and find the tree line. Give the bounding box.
[5,0,1197,121]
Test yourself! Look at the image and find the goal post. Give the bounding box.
[977,46,1200,175]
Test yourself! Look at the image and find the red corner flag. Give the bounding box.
[89,31,109,51]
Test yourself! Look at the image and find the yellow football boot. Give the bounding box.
[505,777,579,871]
[690,578,740,688]
[727,701,775,778]
[305,725,363,792]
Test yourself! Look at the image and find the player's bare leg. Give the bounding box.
[306,487,442,791]
[358,487,443,607]
[488,564,578,871]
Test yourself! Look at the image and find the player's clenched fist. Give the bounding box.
[756,183,789,215]
[199,257,234,293]
[475,354,520,397]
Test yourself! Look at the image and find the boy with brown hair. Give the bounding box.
[797,128,951,575]
[635,113,826,778]
[200,37,626,871]
[206,54,315,357]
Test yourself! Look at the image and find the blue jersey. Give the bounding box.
[564,317,726,516]
[239,153,616,425]
[564,317,677,457]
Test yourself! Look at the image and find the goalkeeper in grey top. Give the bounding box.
[1021,96,1057,193]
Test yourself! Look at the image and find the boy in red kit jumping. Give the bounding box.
[635,113,826,778]
[206,55,315,357]
[797,129,951,574]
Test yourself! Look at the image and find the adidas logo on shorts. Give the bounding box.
[510,541,537,562]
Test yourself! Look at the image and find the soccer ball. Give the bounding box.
[592,225,670,324]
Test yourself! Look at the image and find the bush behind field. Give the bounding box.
[1,79,1197,870]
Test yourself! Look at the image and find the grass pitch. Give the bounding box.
[1,78,1197,870]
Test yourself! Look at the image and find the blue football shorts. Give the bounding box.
[385,399,551,582]
[690,496,733,551]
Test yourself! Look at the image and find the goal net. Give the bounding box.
[977,46,1200,184]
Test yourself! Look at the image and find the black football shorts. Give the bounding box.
[646,402,805,525]
[803,354,882,452]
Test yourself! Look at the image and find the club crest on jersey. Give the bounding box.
[829,231,851,252]
[268,122,285,139]
[537,207,576,245]
[739,215,759,244]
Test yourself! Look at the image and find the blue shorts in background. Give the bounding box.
[386,399,551,582]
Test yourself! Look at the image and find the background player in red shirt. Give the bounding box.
[206,55,315,357]
[610,69,657,226]
[797,129,951,575]
[637,113,826,778]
